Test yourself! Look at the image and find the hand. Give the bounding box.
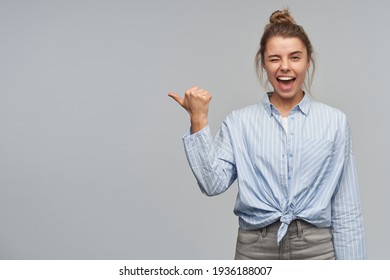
[168,86,212,133]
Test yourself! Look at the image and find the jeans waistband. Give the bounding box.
[257,219,316,239]
[263,219,315,234]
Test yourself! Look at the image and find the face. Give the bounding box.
[263,36,310,103]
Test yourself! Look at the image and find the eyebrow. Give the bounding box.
[290,51,304,56]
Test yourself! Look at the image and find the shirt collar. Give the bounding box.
[261,92,312,116]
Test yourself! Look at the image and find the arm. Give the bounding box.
[183,123,237,196]
[169,86,237,196]
[331,122,367,259]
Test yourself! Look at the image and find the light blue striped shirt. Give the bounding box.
[183,93,366,259]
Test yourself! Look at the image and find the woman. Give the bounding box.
[168,8,366,260]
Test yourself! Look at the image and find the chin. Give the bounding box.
[275,90,298,99]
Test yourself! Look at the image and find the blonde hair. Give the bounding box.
[255,8,315,93]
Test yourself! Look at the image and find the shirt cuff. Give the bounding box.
[182,125,211,150]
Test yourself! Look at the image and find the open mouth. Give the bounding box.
[276,76,296,90]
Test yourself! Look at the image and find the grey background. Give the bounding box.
[0,0,388,259]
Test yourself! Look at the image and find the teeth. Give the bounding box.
[278,77,294,81]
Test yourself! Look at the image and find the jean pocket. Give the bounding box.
[237,228,262,245]
[302,227,333,244]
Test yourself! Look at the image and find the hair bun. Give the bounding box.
[269,8,296,24]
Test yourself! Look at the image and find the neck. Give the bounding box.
[269,91,304,117]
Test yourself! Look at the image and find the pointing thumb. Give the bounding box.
[168,92,184,106]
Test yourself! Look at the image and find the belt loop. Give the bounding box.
[296,220,302,238]
[261,226,267,238]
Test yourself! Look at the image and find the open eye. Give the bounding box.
[291,56,301,61]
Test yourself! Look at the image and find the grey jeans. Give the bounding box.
[235,220,335,260]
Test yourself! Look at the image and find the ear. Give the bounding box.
[262,60,267,70]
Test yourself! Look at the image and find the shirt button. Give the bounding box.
[290,154,293,157]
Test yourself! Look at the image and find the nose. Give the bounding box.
[280,59,291,72]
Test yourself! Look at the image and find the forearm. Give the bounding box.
[183,126,236,196]
[331,153,367,259]
[331,207,366,259]
[190,115,208,134]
